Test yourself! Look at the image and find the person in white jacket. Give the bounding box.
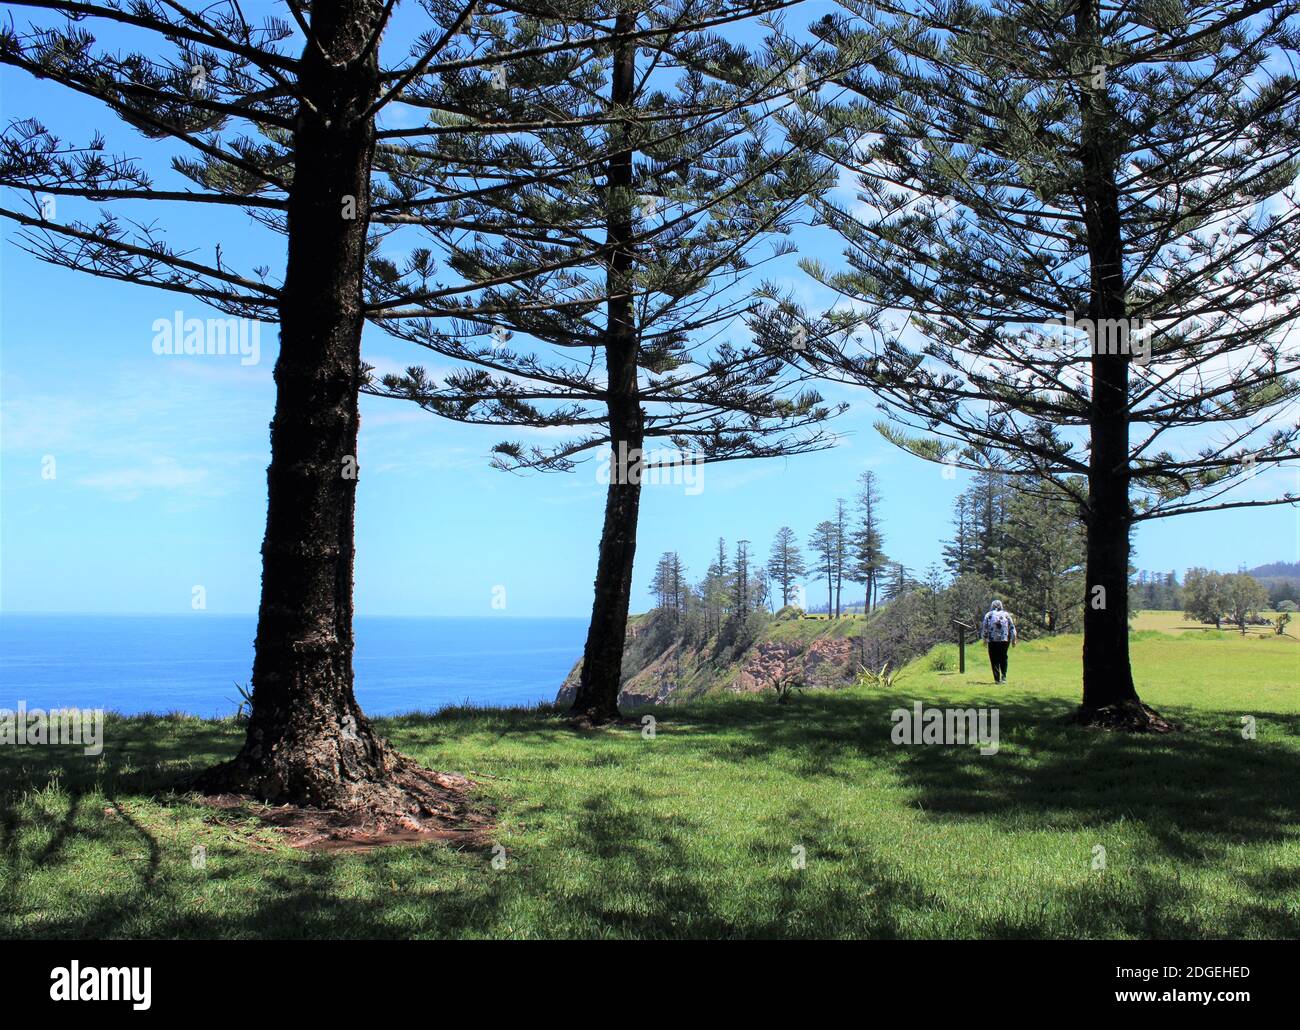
[980,600,1017,684]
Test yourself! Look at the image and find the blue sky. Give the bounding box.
[2,4,1297,617]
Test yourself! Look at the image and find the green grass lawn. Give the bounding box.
[1132,608,1291,639]
[2,625,1297,939]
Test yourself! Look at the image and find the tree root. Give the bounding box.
[189,743,493,849]
[1071,699,1179,733]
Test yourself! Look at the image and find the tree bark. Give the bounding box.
[197,1,411,803]
[571,14,641,724]
[1074,0,1168,730]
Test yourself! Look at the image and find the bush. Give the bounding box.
[859,662,901,689]
[770,673,802,704]
[857,591,946,673]
[928,645,958,671]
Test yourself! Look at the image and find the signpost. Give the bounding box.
[952,620,973,674]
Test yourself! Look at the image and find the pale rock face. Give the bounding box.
[556,621,862,710]
[734,637,855,693]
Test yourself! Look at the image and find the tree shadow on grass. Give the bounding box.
[6,700,1298,939]
[504,791,928,939]
[637,691,1300,844]
[884,698,1300,845]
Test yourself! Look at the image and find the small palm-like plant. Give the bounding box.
[861,663,901,690]
[229,682,254,725]
[771,674,804,705]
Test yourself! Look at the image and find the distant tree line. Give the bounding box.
[648,467,1091,640]
[1244,562,1300,609]
[942,471,1086,636]
[1129,571,1184,612]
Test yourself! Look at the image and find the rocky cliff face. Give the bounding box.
[555,611,867,711]
[733,635,856,692]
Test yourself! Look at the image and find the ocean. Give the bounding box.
[0,613,587,718]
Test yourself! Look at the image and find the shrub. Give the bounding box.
[860,662,902,689]
[928,645,958,672]
[770,673,803,704]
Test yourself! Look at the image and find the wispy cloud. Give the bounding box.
[1,362,268,500]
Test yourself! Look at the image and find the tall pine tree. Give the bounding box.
[370,2,844,721]
[0,0,604,810]
[803,0,1300,728]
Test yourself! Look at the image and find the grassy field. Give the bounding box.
[1132,608,1290,638]
[2,621,1297,939]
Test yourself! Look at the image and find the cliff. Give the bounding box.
[556,608,877,710]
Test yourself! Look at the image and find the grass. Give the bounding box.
[1132,607,1293,639]
[2,625,1297,939]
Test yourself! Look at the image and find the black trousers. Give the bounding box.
[988,641,1009,682]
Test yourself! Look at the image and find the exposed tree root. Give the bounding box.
[1071,699,1179,733]
[190,745,493,852]
[569,709,636,730]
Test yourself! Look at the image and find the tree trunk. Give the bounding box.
[197,1,425,804]
[1074,0,1168,731]
[571,15,640,724]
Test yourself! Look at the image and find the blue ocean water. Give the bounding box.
[0,614,586,718]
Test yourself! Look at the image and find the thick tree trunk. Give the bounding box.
[1074,0,1169,731]
[571,15,640,725]
[197,2,432,804]
[1081,363,1137,711]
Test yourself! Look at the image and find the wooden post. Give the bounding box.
[952,620,973,674]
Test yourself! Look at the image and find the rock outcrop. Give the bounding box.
[555,612,868,710]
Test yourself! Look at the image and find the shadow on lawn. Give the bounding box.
[651,691,1300,840]
[4,700,1298,939]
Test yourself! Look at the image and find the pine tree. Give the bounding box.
[968,471,1012,586]
[0,0,589,810]
[809,520,838,615]
[804,0,1300,728]
[651,551,689,621]
[651,552,674,615]
[1002,478,1087,634]
[766,526,807,607]
[732,539,752,616]
[832,498,849,617]
[703,536,732,636]
[671,552,688,619]
[371,2,844,721]
[881,561,913,603]
[941,494,975,579]
[921,562,946,633]
[752,566,772,612]
[851,470,887,611]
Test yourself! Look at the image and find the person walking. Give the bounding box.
[980,599,1017,684]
